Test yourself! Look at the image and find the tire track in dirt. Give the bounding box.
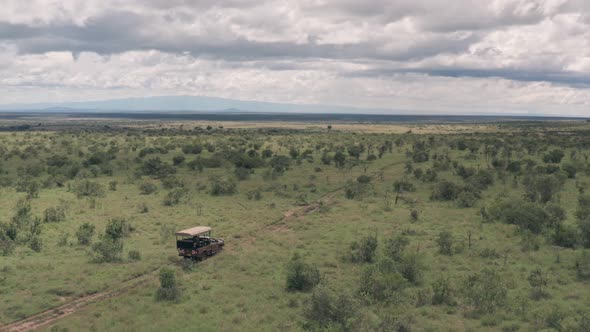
[0,270,157,332]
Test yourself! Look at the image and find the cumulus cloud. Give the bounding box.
[0,0,588,115]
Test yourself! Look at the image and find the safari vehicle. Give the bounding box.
[176,226,224,261]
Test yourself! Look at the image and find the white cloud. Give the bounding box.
[0,0,588,115]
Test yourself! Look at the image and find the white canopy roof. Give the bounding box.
[175,226,211,237]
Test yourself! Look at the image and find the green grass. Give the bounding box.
[0,123,588,331]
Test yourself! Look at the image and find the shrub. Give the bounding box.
[393,178,415,192]
[349,233,378,263]
[552,224,580,248]
[0,232,15,256]
[29,236,42,252]
[269,155,291,174]
[398,253,424,285]
[91,234,124,263]
[209,177,237,196]
[523,174,563,203]
[285,253,321,292]
[163,188,189,206]
[139,182,158,195]
[71,180,105,198]
[108,181,117,191]
[456,191,478,208]
[359,259,406,302]
[104,218,133,240]
[76,223,95,245]
[43,206,66,223]
[436,231,454,255]
[128,250,141,261]
[384,235,409,261]
[172,155,185,166]
[543,149,565,163]
[432,277,454,305]
[562,163,577,178]
[528,268,549,300]
[156,268,180,302]
[234,167,251,181]
[431,180,461,201]
[181,144,203,155]
[57,232,69,247]
[344,179,370,200]
[487,198,550,234]
[140,157,176,178]
[462,268,507,313]
[575,250,590,280]
[303,283,358,331]
[356,175,371,184]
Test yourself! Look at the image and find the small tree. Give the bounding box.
[528,268,549,300]
[575,250,590,280]
[384,235,409,261]
[432,277,454,305]
[91,234,123,263]
[303,283,357,330]
[156,268,180,302]
[76,223,95,245]
[436,230,454,255]
[285,253,321,292]
[349,233,378,263]
[104,218,133,240]
[462,268,507,313]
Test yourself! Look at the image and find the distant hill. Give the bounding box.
[0,95,404,114]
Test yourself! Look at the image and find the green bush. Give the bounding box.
[528,268,549,300]
[71,180,105,198]
[462,268,507,313]
[172,155,185,165]
[349,234,378,263]
[43,206,66,223]
[398,253,424,285]
[575,250,590,280]
[29,236,42,252]
[393,178,415,192]
[436,230,454,255]
[0,230,15,256]
[163,188,189,206]
[209,177,237,196]
[432,277,454,305]
[105,218,133,240]
[431,180,461,201]
[303,283,357,330]
[76,223,95,245]
[285,253,321,292]
[139,182,158,195]
[156,268,180,302]
[128,250,141,261]
[91,235,124,263]
[487,198,550,234]
[358,259,406,303]
[108,180,117,191]
[384,235,409,261]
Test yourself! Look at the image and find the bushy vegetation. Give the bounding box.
[285,253,321,292]
[0,120,589,331]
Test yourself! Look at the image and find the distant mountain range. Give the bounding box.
[0,95,403,114]
[0,95,585,118]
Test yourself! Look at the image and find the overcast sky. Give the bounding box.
[0,0,589,115]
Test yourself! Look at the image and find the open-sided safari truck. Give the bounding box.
[176,226,224,261]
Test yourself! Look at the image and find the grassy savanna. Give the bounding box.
[0,121,589,331]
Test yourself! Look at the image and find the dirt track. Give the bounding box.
[0,271,156,332]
